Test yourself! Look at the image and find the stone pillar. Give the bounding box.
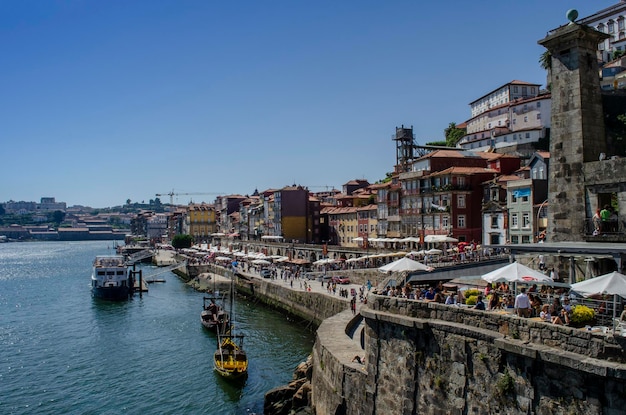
[538,22,609,242]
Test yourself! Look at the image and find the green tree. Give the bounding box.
[539,50,551,70]
[539,50,552,91]
[51,210,66,225]
[172,234,193,249]
[425,140,447,146]
[444,122,466,147]
[126,199,131,205]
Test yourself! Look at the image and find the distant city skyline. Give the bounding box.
[0,1,611,208]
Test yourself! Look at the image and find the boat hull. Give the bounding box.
[92,286,131,301]
[213,353,248,380]
[213,336,248,381]
[201,310,229,332]
[91,255,131,301]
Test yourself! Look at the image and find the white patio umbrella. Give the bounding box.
[313,258,335,266]
[378,257,434,273]
[215,256,231,261]
[400,236,421,243]
[481,262,553,283]
[252,259,271,265]
[570,271,626,332]
[426,248,443,255]
[570,271,626,297]
[424,235,459,243]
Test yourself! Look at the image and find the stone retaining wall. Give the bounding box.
[235,274,350,327]
[312,295,626,415]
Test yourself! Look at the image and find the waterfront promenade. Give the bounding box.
[155,247,368,363]
[155,247,626,414]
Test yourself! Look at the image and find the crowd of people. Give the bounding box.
[375,279,618,328]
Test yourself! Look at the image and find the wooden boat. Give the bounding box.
[213,277,248,380]
[91,255,133,300]
[201,296,229,332]
[213,331,248,380]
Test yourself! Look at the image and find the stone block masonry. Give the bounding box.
[338,297,626,415]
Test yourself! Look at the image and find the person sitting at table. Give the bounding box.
[540,304,564,325]
[474,295,486,311]
[559,306,571,325]
[487,292,500,310]
[424,287,436,301]
[502,294,515,309]
[550,297,563,316]
[529,294,543,317]
[445,291,456,305]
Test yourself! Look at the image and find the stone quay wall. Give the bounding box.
[235,274,350,327]
[311,295,626,415]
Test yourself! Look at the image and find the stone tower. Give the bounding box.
[538,16,609,242]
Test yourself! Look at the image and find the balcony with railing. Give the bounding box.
[583,218,626,242]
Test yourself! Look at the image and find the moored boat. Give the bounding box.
[91,255,133,300]
[213,277,248,381]
[213,331,248,380]
[201,296,229,332]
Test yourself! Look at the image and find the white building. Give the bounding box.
[574,0,626,63]
[458,80,551,153]
[468,80,541,118]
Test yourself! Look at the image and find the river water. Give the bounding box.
[0,241,315,415]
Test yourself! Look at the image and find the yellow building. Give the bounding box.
[186,203,216,243]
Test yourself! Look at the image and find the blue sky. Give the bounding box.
[0,1,610,208]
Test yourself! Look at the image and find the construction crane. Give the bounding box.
[155,191,222,205]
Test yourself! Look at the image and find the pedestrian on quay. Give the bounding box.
[350,296,356,315]
[515,287,532,318]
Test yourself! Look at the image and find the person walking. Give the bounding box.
[350,296,357,315]
[515,287,532,318]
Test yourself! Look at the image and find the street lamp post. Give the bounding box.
[536,199,548,242]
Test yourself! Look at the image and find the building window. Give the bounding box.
[513,86,518,93]
[491,215,498,228]
[537,101,541,108]
[457,215,466,229]
[511,193,517,203]
[619,18,625,31]
[525,132,530,138]
[511,235,519,244]
[512,119,516,125]
[522,235,531,244]
[457,195,466,208]
[524,116,528,122]
[523,213,530,228]
[537,113,541,120]
[458,177,466,188]
[609,20,615,33]
[511,213,518,228]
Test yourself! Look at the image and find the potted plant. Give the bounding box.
[570,304,595,328]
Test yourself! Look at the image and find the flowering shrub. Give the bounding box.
[464,289,481,299]
[571,305,595,325]
[466,295,478,306]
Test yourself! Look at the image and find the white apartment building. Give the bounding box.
[458,81,551,153]
[468,80,540,118]
[575,0,626,63]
